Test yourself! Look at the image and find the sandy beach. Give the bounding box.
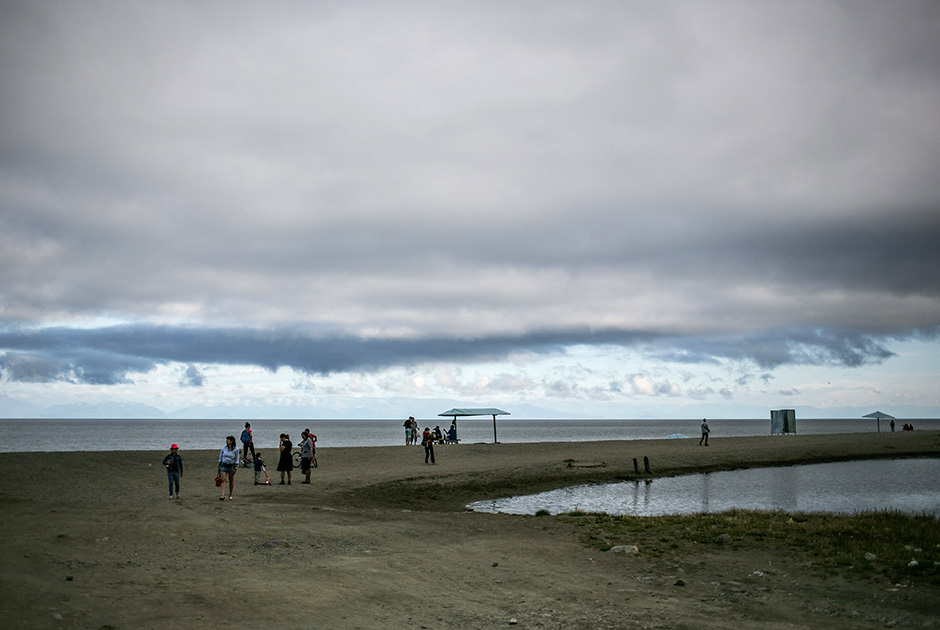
[1,432,938,629]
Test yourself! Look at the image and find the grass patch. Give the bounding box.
[558,509,939,585]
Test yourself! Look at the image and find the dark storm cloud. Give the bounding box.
[1,323,929,385]
[1,0,939,400]
[180,365,205,388]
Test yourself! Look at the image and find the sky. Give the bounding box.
[1,1,939,419]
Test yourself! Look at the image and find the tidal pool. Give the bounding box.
[467,458,940,517]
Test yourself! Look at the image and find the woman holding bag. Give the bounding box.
[218,435,240,500]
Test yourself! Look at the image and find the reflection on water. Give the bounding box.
[468,458,940,517]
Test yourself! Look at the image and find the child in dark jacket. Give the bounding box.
[162,444,183,499]
[254,452,269,485]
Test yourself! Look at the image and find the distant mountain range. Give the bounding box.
[0,394,935,420]
[0,395,581,420]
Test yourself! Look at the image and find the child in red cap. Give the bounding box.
[162,444,183,499]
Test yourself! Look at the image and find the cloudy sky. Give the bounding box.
[1,1,939,419]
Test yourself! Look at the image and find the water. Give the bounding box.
[0,417,937,452]
[467,458,940,517]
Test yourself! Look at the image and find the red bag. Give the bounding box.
[215,475,223,487]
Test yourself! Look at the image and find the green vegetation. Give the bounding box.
[558,509,940,585]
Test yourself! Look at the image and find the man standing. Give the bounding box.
[241,422,255,462]
[699,418,710,446]
[300,429,314,484]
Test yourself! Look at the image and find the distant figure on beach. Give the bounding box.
[433,426,443,443]
[218,436,239,500]
[890,419,895,432]
[240,422,255,462]
[277,433,293,484]
[699,418,710,446]
[299,430,315,484]
[447,423,457,442]
[411,417,419,445]
[162,443,183,499]
[422,427,436,464]
[404,417,414,445]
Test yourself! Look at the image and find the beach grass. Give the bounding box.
[559,509,940,585]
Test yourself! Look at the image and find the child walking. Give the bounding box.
[162,444,183,499]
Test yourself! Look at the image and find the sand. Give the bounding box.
[1,431,938,629]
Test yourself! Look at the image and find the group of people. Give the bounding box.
[403,416,420,445]
[404,417,460,464]
[161,422,318,501]
[274,429,317,486]
[404,417,458,447]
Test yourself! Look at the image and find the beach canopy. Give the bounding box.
[438,408,510,444]
[862,410,895,432]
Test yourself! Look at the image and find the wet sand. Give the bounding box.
[1,431,938,629]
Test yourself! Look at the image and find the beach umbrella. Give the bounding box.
[862,411,894,433]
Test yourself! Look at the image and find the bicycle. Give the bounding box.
[292,451,317,468]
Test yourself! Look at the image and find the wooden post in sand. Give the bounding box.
[644,456,651,474]
[633,458,640,473]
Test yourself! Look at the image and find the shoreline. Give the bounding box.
[2,432,938,629]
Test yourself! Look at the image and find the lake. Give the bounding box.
[1,416,937,452]
[467,458,940,517]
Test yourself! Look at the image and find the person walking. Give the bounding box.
[699,418,710,446]
[218,436,239,500]
[277,433,293,485]
[422,427,436,464]
[240,422,255,462]
[162,443,183,499]
[299,429,314,484]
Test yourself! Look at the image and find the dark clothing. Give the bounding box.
[162,452,183,473]
[422,430,436,463]
[277,440,294,472]
[163,452,182,497]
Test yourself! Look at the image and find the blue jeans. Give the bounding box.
[167,471,180,496]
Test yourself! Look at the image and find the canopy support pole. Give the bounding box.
[492,414,498,443]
